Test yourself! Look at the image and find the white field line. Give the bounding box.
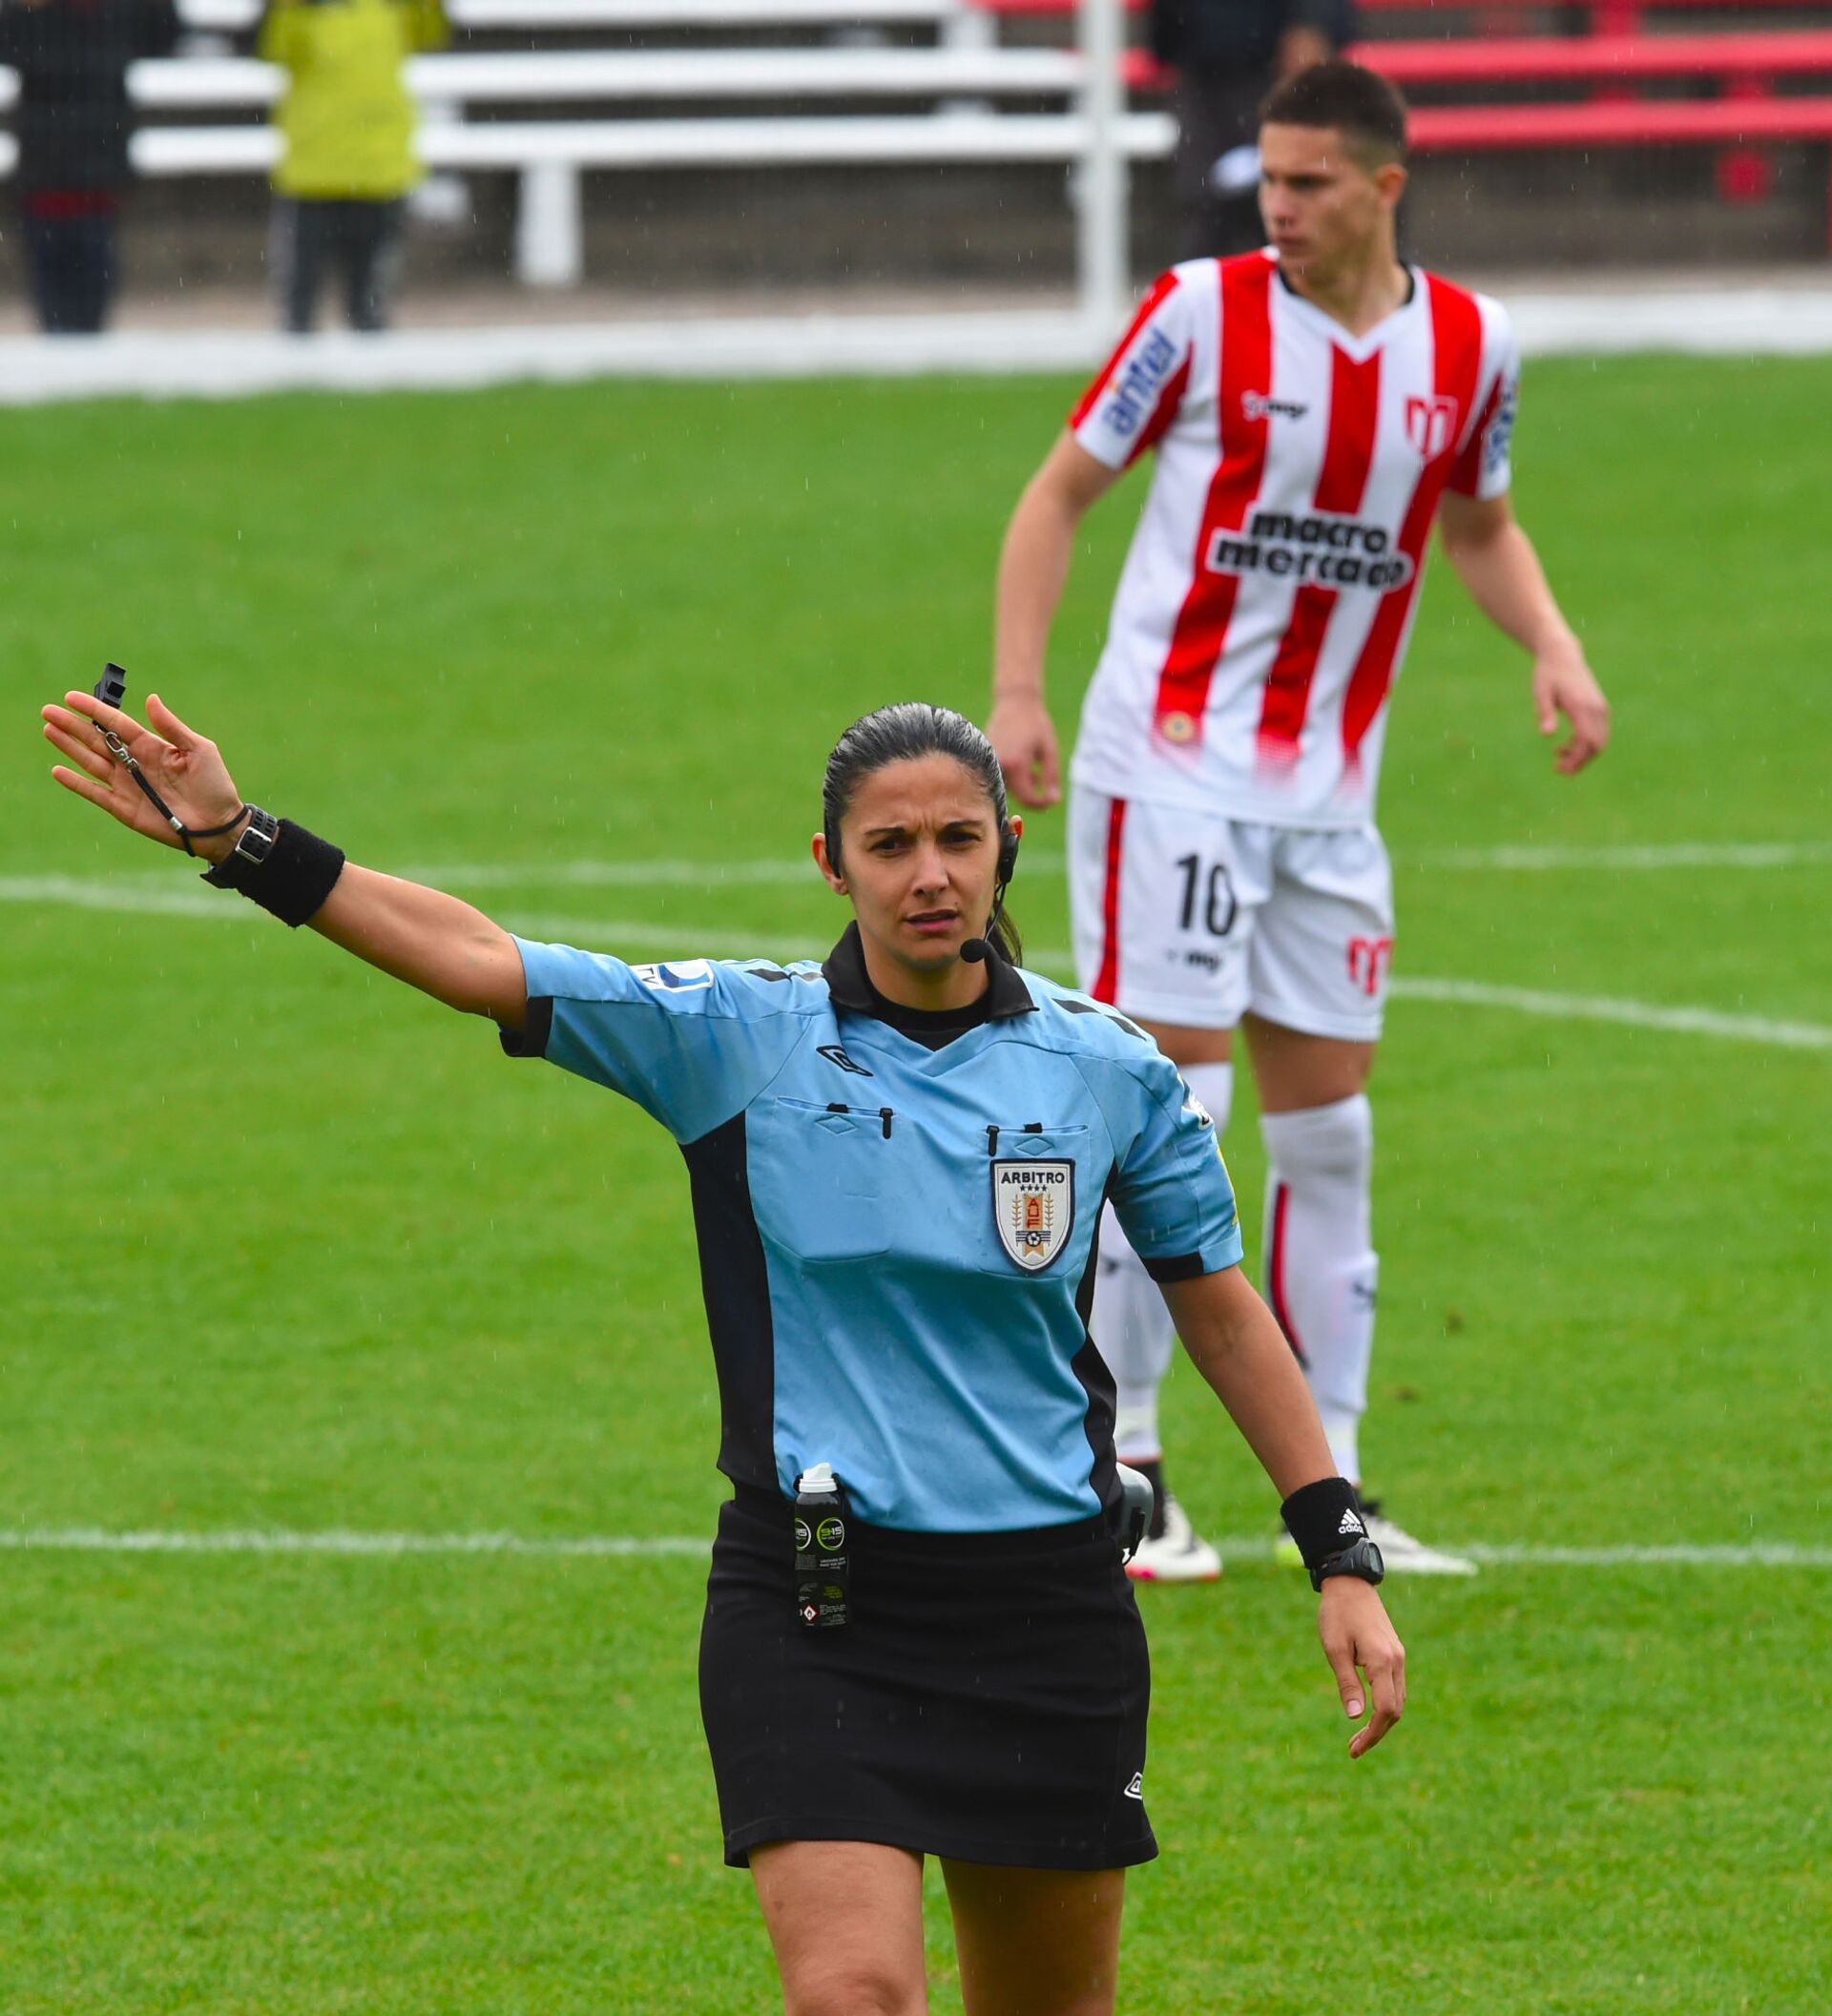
[1,288,1831,409]
[405,840,1832,881]
[1386,977,1832,1052]
[1,1526,1827,1569]
[5,873,1830,1050]
[0,871,258,922]
[1419,841,1832,871]
[1458,1544,1832,1569]
[0,1525,709,1559]
[11,838,1829,908]
[401,858,853,887]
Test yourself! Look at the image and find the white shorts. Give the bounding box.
[1068,788,1395,1041]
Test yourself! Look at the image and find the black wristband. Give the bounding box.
[202,818,344,927]
[1280,1477,1369,1576]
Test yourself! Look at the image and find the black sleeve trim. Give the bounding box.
[1140,1251,1210,1284]
[498,995,553,1059]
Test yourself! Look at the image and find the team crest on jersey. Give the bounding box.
[1405,394,1460,461]
[991,1160,1074,1271]
[633,958,715,992]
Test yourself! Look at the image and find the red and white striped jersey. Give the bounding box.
[1068,251,1519,826]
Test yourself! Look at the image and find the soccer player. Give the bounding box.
[989,59,1609,1579]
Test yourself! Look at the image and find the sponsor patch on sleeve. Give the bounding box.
[633,958,716,993]
[1098,327,1179,441]
[1484,371,1519,482]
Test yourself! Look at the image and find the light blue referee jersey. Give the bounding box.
[501,923,1242,1532]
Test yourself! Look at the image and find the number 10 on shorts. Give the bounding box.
[1175,853,1238,939]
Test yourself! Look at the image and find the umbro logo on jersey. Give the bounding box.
[1123,1771,1144,1800]
[1242,391,1308,422]
[1339,1508,1366,1537]
[817,1044,874,1077]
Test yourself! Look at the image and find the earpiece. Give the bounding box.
[995,819,1020,887]
[962,820,1020,964]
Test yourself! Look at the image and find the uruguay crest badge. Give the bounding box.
[991,1160,1074,1271]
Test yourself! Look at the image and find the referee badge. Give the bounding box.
[991,1160,1074,1272]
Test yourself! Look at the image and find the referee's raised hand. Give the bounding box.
[43,689,247,861]
[1320,1578,1406,1759]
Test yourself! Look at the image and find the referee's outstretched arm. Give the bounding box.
[1164,1265,1408,1759]
[43,688,529,1030]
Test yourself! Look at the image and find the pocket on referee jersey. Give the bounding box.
[749,1095,893,1262]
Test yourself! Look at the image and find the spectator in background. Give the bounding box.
[1151,0,1354,260]
[0,0,178,334]
[256,0,448,334]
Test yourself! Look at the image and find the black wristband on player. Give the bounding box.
[1280,1476,1370,1576]
[201,813,344,927]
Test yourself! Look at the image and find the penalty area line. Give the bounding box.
[0,1527,1827,1569]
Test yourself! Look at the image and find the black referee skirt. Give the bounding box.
[698,1485,1156,1871]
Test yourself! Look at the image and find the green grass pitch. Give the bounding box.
[2,356,1828,2013]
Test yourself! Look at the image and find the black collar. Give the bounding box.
[822,921,1036,1023]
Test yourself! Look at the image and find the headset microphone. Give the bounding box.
[958,818,1020,966]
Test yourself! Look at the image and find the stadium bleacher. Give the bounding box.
[0,0,1152,288]
[1130,15,1832,248]
[2,0,1829,293]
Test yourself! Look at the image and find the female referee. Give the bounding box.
[41,688,1405,2016]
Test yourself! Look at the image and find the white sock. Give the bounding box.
[1094,1201,1176,1461]
[1260,1094,1376,1485]
[1097,1062,1232,1464]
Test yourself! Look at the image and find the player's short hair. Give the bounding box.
[1260,59,1408,169]
[822,702,1022,965]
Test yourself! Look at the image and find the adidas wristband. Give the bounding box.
[1280,1477,1368,1576]
[202,817,344,927]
